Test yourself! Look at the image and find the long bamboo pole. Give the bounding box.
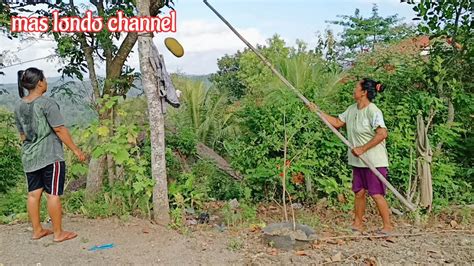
[203,0,417,211]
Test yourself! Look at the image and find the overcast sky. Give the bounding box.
[0,0,417,83]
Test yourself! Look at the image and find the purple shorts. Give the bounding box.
[352,167,388,196]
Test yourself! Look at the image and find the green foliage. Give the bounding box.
[238,35,290,94]
[196,162,243,200]
[220,202,257,227]
[329,4,414,58]
[166,124,197,156]
[169,172,208,210]
[227,237,244,251]
[210,52,248,101]
[0,109,23,193]
[411,0,472,43]
[170,76,239,150]
[224,53,352,203]
[0,182,27,224]
[63,97,156,218]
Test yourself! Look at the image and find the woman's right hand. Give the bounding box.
[74,149,87,162]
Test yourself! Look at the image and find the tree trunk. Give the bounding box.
[85,156,106,201]
[436,99,455,151]
[107,154,117,185]
[137,0,170,225]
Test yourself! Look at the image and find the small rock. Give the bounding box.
[450,220,458,228]
[215,223,226,232]
[185,208,195,215]
[331,252,342,262]
[430,253,442,259]
[229,199,239,209]
[459,238,470,246]
[210,215,219,222]
[186,219,197,226]
[291,203,303,209]
[198,212,210,224]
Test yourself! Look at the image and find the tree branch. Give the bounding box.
[109,1,168,78]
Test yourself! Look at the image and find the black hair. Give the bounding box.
[18,67,45,98]
[360,78,384,102]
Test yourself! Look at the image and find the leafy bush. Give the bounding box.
[0,109,23,193]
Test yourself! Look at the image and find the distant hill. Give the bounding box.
[0,74,212,127]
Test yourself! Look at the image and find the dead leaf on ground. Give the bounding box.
[337,194,346,203]
[267,248,278,256]
[364,257,378,266]
[450,220,458,228]
[268,205,278,211]
[142,228,150,234]
[249,224,261,233]
[427,249,440,254]
[295,250,307,256]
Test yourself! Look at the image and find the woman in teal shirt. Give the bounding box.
[320,78,393,235]
[15,67,86,242]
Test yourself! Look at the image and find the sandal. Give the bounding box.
[53,231,78,243]
[32,229,53,240]
[375,229,393,236]
[350,226,363,235]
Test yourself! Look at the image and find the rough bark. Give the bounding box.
[416,114,433,211]
[137,0,170,225]
[106,154,117,186]
[85,156,106,201]
[436,99,455,152]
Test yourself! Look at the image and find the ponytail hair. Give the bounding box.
[360,78,385,102]
[18,70,25,98]
[17,68,45,98]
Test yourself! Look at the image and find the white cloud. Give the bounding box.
[0,19,267,82]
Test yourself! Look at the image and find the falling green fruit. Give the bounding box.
[164,37,184,58]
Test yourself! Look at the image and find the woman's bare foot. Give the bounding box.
[32,229,53,240]
[53,231,78,243]
[352,221,364,231]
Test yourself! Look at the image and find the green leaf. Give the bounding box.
[97,126,109,137]
[115,149,130,165]
[92,147,105,158]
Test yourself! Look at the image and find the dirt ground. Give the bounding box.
[1,206,473,265]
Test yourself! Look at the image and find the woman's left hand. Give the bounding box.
[352,146,366,157]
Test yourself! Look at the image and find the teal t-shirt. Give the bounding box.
[14,96,65,173]
[338,103,389,168]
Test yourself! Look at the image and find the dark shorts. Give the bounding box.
[352,167,388,196]
[26,161,66,196]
